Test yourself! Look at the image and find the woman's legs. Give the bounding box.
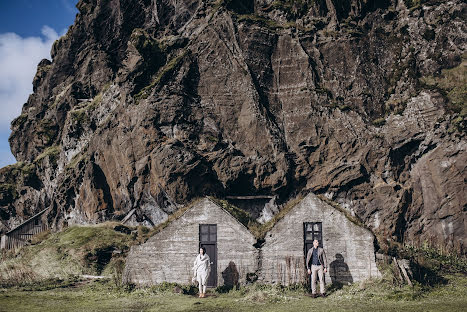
[198,281,208,297]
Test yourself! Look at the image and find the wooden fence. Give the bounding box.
[0,208,49,250]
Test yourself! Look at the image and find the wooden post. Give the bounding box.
[392,257,404,283]
[121,208,136,224]
[397,259,413,287]
[0,235,6,249]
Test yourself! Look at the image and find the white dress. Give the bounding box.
[193,253,211,286]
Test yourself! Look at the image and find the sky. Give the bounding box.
[0,0,78,168]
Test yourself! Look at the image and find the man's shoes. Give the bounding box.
[321,293,326,297]
[311,294,317,298]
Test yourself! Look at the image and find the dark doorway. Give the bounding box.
[304,222,324,286]
[303,222,323,257]
[199,224,217,287]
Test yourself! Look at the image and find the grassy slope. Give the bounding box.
[0,223,135,286]
[0,274,465,312]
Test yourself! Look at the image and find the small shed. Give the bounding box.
[260,193,380,285]
[123,197,259,287]
[0,208,49,250]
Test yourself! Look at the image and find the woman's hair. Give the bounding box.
[200,247,206,254]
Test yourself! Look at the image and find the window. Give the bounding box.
[199,224,217,243]
[304,222,323,247]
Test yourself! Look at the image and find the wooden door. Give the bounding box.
[199,224,217,287]
[304,222,324,283]
[304,222,323,256]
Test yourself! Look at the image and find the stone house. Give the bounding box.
[260,193,380,285]
[123,193,380,287]
[123,197,259,287]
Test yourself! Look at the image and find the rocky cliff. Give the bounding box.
[1,0,465,252]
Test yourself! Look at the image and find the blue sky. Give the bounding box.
[0,0,78,168]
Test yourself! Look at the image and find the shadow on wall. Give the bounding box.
[330,253,353,286]
[219,261,239,292]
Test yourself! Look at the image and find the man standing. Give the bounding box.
[306,239,327,297]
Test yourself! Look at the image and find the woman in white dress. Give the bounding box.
[192,247,211,298]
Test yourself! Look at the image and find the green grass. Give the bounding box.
[0,274,465,312]
[210,194,368,242]
[0,223,135,287]
[1,215,466,311]
[0,162,37,208]
[34,145,60,164]
[372,117,386,127]
[209,198,254,229]
[399,244,467,274]
[0,162,37,190]
[134,49,189,103]
[420,54,466,132]
[236,14,296,30]
[269,0,309,19]
[50,83,72,108]
[37,119,58,145]
[140,198,202,243]
[248,196,303,240]
[1,201,465,312]
[208,195,305,241]
[66,153,86,169]
[403,0,427,9]
[67,82,110,125]
[70,106,90,124]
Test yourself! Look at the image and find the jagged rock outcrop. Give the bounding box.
[1,0,466,252]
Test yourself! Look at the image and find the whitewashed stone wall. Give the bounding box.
[260,193,380,285]
[123,198,259,286]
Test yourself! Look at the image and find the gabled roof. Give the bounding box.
[140,196,256,243]
[5,207,49,235]
[139,192,371,244]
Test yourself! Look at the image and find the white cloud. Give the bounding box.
[61,0,77,13]
[0,26,60,133]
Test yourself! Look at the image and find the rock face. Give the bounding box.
[1,0,466,252]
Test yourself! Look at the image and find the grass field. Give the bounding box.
[1,224,465,312]
[0,273,466,312]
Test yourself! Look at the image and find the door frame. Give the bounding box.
[199,224,218,288]
[303,222,324,283]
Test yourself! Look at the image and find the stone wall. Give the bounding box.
[260,193,380,285]
[123,198,259,286]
